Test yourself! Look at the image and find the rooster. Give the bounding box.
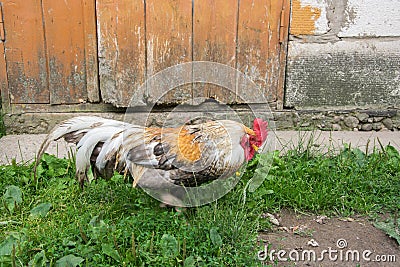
[34,116,268,205]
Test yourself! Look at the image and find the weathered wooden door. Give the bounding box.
[0,0,289,111]
[0,0,99,109]
[97,0,290,109]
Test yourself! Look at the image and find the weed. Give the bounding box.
[374,215,400,245]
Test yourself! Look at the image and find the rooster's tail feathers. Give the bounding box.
[33,116,129,181]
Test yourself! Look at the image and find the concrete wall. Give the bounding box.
[285,0,400,109]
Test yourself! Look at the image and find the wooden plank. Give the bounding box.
[193,0,238,103]
[83,0,100,103]
[42,0,87,104]
[146,0,192,105]
[277,0,290,110]
[2,0,49,104]
[237,0,287,107]
[97,0,146,107]
[236,0,271,103]
[0,41,9,111]
[267,0,284,105]
[0,3,8,110]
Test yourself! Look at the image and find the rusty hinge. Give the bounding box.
[0,3,5,41]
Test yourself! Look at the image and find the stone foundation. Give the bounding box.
[3,108,399,134]
[290,109,399,131]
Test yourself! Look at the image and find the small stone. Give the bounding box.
[353,128,359,131]
[315,215,328,224]
[367,118,374,123]
[344,116,359,128]
[382,118,393,130]
[332,124,342,131]
[356,113,369,122]
[278,226,289,232]
[262,213,280,226]
[339,217,355,222]
[333,116,342,123]
[373,117,384,122]
[361,124,373,131]
[292,112,301,122]
[372,122,382,131]
[301,122,311,128]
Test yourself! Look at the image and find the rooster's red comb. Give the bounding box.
[252,118,268,146]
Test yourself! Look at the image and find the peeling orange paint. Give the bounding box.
[290,0,321,35]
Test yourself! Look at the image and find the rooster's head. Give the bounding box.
[241,118,268,161]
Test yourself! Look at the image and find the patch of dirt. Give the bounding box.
[257,210,399,266]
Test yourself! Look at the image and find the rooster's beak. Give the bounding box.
[244,126,256,136]
[252,144,259,152]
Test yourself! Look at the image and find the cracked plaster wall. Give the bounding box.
[285,0,400,109]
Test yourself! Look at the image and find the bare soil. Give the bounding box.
[258,210,399,266]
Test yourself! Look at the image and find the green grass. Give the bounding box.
[0,144,399,266]
[245,144,400,216]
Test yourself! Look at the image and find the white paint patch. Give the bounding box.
[298,0,330,34]
[339,0,400,37]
